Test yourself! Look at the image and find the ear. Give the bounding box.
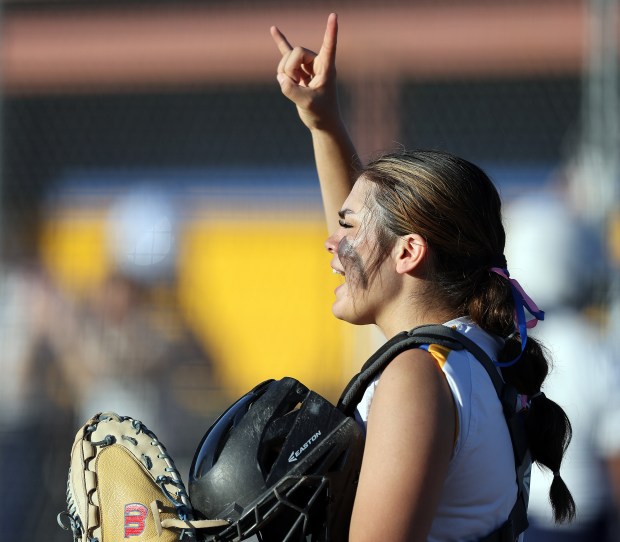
[394,234,427,275]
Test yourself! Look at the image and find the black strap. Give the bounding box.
[478,496,528,542]
[337,324,529,542]
[338,324,506,414]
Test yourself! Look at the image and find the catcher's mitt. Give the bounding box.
[57,412,228,541]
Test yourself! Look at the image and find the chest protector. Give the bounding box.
[338,324,530,542]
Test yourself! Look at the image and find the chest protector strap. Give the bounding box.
[337,324,530,542]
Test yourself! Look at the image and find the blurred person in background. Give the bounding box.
[504,192,620,542]
[0,187,224,540]
[0,257,77,542]
[45,187,226,463]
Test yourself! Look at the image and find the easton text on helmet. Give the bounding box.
[288,431,322,462]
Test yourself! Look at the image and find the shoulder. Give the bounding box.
[375,347,451,403]
[369,347,454,432]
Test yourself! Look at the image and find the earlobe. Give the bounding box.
[395,234,427,275]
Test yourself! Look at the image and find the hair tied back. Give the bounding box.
[490,267,545,368]
[528,391,545,408]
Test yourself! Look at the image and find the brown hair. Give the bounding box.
[361,149,576,523]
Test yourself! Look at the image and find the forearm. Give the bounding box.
[271,14,360,232]
[310,120,361,233]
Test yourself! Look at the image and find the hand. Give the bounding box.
[270,13,342,131]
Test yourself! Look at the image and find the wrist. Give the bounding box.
[306,114,348,136]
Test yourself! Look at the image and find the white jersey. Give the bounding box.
[356,317,521,542]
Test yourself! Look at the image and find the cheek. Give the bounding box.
[337,237,369,290]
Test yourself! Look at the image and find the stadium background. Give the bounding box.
[0,0,619,540]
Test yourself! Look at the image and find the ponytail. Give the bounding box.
[527,390,575,523]
[501,338,576,523]
[470,273,576,524]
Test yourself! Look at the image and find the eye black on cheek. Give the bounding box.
[337,238,369,290]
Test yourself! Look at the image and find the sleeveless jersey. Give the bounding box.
[355,317,520,542]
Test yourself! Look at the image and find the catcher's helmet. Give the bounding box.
[189,377,364,542]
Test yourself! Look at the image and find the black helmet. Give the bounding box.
[189,377,364,542]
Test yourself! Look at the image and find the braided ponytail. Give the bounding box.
[525,390,575,523]
[475,277,576,524]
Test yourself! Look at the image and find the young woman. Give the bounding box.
[271,14,575,542]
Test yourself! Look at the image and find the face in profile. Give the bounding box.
[325,178,400,326]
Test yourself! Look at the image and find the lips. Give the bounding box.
[331,266,346,292]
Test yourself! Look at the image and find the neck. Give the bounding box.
[376,304,457,339]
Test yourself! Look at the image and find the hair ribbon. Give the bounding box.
[490,267,545,367]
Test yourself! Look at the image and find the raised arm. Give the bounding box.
[270,14,361,233]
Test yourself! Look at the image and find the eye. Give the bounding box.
[338,219,353,229]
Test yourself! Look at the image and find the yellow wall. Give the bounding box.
[40,209,110,296]
[177,214,359,398]
[39,207,372,401]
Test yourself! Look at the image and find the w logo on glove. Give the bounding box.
[57,412,230,542]
[124,503,148,537]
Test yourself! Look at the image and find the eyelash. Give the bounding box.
[338,219,353,229]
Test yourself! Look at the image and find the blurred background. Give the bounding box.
[0,0,619,540]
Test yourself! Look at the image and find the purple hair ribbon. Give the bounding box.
[490,267,545,367]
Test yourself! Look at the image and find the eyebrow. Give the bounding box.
[338,208,355,219]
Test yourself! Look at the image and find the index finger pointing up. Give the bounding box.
[318,13,338,65]
[270,26,293,56]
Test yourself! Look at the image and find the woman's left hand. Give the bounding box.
[270,13,342,132]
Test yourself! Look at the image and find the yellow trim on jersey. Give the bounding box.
[426,343,459,448]
[427,343,452,368]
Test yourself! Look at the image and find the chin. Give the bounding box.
[331,303,373,326]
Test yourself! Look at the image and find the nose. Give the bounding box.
[325,232,339,253]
